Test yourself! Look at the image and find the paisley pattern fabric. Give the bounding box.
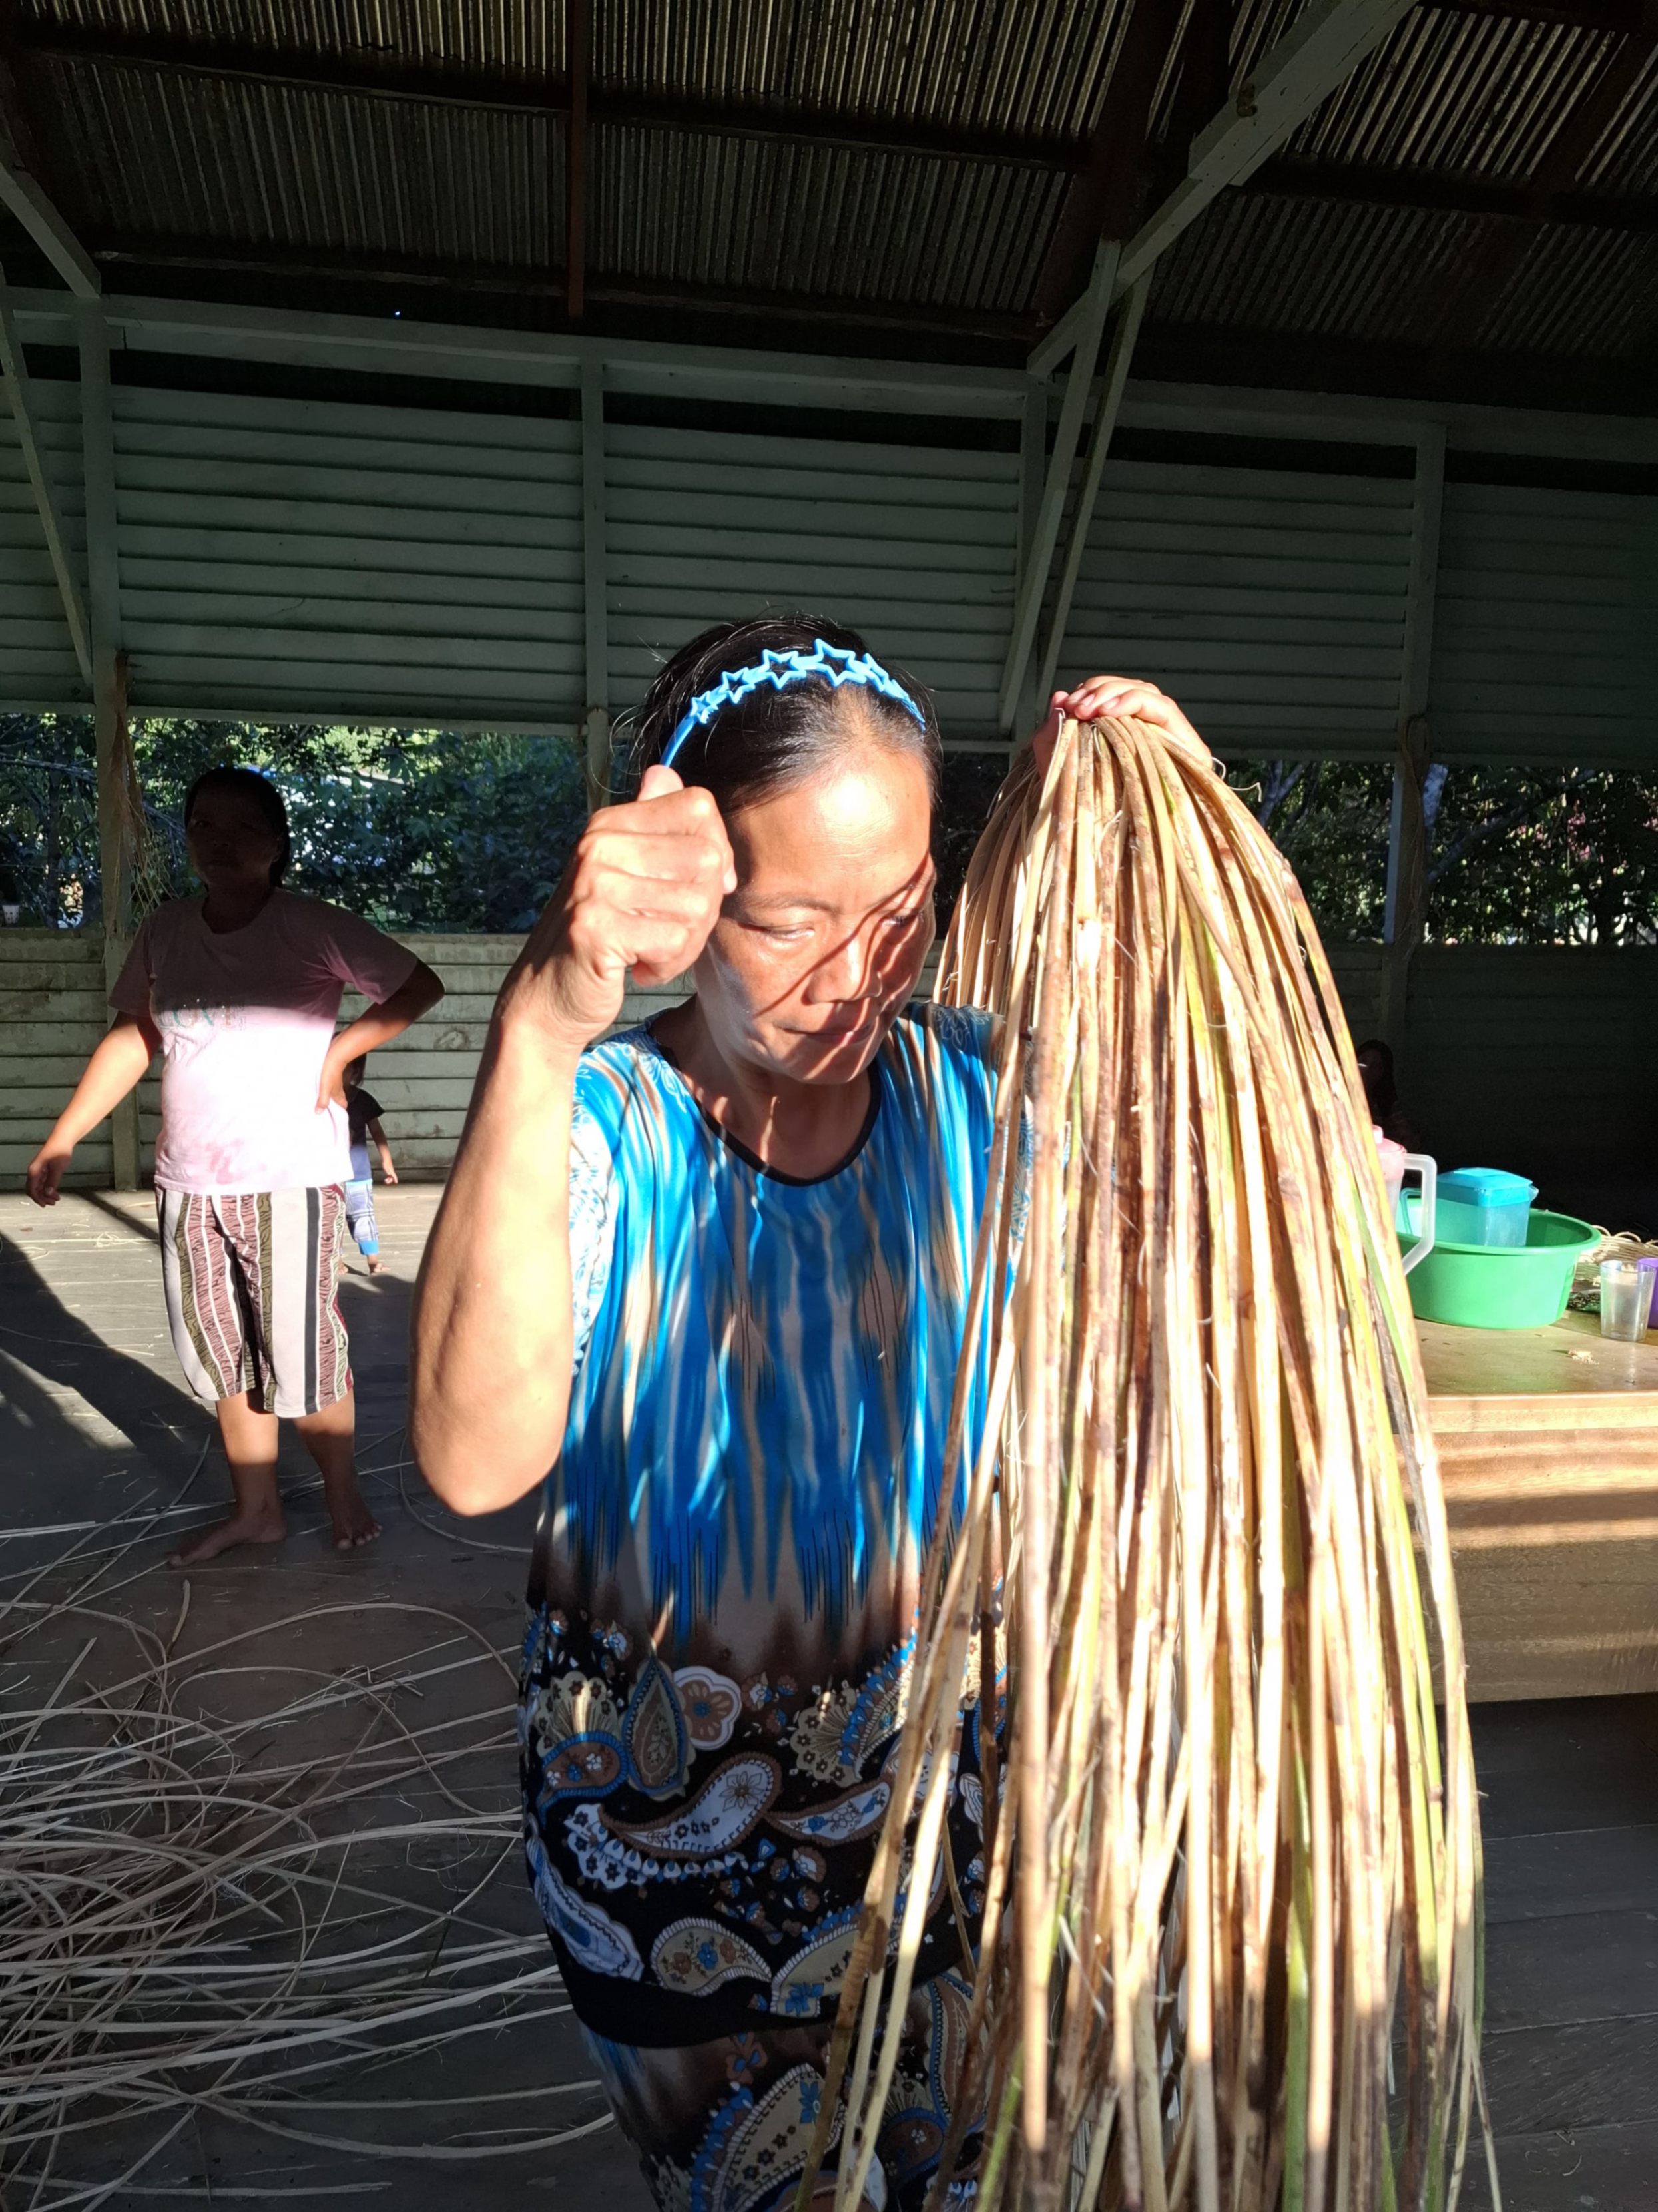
[583,1972,983,2211]
[520,1005,1009,2042]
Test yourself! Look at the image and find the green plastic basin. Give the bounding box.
[1398,1204,1598,1330]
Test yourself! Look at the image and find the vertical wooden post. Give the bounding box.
[1379,427,1446,1055]
[81,299,138,1189]
[580,358,609,809]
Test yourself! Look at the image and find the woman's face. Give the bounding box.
[694,742,936,1087]
[186,790,284,896]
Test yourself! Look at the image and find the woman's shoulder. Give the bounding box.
[140,894,200,932]
[129,896,200,959]
[572,1022,687,1134]
[267,888,384,937]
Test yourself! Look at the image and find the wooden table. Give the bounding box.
[1423,1308,1658,1701]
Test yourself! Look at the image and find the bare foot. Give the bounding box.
[367,1256,385,1274]
[325,1473,382,1551]
[169,1502,287,1567]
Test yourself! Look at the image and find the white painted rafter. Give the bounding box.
[1027,0,1419,377]
[1036,275,1151,706]
[0,136,99,298]
[0,266,91,687]
[999,240,1121,732]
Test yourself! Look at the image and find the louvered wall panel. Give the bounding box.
[604,422,1019,740]
[0,378,87,709]
[113,386,585,722]
[1431,481,1658,767]
[1060,459,1414,758]
[0,930,158,1188]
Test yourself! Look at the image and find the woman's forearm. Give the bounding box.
[27,1015,158,1204]
[331,961,445,1067]
[410,1012,581,1515]
[50,1017,156,1147]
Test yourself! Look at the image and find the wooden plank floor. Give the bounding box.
[9,1192,1655,2203]
[1467,1692,1658,2208]
[0,1189,650,2211]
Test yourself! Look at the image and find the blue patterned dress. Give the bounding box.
[519,1003,1004,2053]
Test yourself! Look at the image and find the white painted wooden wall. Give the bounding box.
[1063,457,1414,758]
[5,294,1653,763]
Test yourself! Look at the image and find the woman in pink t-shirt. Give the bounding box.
[27,768,444,1565]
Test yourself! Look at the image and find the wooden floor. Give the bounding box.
[0,1188,649,2211]
[1466,1692,1658,2208]
[5,1190,1656,2205]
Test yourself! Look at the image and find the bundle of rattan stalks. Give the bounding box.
[800,715,1488,2212]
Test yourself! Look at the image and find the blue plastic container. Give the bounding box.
[1436,1166,1539,1248]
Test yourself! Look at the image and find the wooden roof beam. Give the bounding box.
[1248,150,1658,230]
[88,236,1039,346]
[1031,0,1188,322]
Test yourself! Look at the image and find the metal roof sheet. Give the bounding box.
[5,0,1656,394]
[590,127,1063,312]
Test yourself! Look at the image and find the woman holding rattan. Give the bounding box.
[411,618,1193,2212]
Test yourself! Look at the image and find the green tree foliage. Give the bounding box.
[0,714,100,925]
[1225,756,1394,938]
[11,714,1655,949]
[1228,755,1658,946]
[1423,766,1658,944]
[0,715,589,933]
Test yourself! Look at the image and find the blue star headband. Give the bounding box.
[660,637,926,771]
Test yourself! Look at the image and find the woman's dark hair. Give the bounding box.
[1355,1037,1397,1118]
[629,614,942,817]
[1355,1035,1414,1146]
[184,766,292,886]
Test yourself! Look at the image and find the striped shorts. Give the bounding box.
[157,1187,353,1418]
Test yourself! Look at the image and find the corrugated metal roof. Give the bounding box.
[1287,8,1618,180]
[1474,222,1658,353]
[23,0,1136,137]
[23,1,566,77]
[592,0,1131,140]
[37,51,561,267]
[1150,185,1658,361]
[591,128,1062,312]
[1575,42,1658,192]
[6,0,1657,391]
[1149,192,1489,348]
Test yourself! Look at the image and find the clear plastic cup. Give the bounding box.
[1599,1258,1655,1342]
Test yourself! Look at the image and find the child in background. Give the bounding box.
[342,1055,397,1274]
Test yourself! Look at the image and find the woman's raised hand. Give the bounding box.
[1030,675,1210,776]
[502,764,737,1053]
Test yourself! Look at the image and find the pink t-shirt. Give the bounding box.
[111,891,419,1193]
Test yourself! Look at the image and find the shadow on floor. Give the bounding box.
[68,1189,161,1245]
[0,1228,209,1479]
